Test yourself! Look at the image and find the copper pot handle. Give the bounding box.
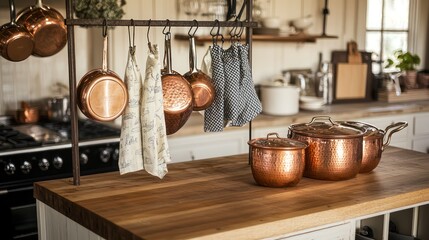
[266,132,281,139]
[308,116,337,125]
[102,23,108,72]
[382,121,408,151]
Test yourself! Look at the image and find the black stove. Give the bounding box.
[0,119,121,240]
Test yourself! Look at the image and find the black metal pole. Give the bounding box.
[246,0,253,165]
[65,0,80,186]
[321,0,329,36]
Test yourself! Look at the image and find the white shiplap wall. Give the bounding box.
[1,0,425,116]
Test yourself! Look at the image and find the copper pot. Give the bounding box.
[16,0,67,57]
[0,0,33,62]
[162,32,193,135]
[288,116,364,181]
[338,121,408,173]
[183,34,215,111]
[15,101,39,124]
[248,133,308,187]
[77,26,127,122]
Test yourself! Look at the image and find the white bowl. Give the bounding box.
[292,16,313,31]
[262,17,281,29]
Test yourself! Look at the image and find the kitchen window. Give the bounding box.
[361,0,418,73]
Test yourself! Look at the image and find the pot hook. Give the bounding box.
[147,19,154,54]
[210,19,224,45]
[162,19,171,35]
[188,19,198,37]
[382,121,408,151]
[127,19,136,53]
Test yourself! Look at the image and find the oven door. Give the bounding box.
[0,185,38,240]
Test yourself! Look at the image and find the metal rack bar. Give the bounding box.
[66,0,256,186]
[65,0,80,185]
[65,19,258,28]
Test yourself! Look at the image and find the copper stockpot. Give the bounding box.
[0,0,33,62]
[183,33,215,111]
[338,121,408,173]
[162,32,193,135]
[77,26,127,122]
[288,116,365,181]
[248,133,308,187]
[16,0,67,57]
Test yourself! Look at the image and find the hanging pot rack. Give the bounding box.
[65,0,256,186]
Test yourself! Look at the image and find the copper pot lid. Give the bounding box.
[248,133,308,150]
[337,121,384,139]
[289,116,364,139]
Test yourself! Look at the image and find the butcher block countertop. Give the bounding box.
[34,147,429,240]
[172,100,429,137]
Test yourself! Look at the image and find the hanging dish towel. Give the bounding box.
[119,45,144,174]
[204,44,225,132]
[201,46,212,78]
[222,42,242,126]
[231,43,262,127]
[141,44,170,179]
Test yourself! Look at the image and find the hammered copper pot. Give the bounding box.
[16,0,67,57]
[248,133,308,187]
[161,33,193,135]
[338,121,408,173]
[288,116,365,181]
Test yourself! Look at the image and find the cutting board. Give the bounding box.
[331,42,373,103]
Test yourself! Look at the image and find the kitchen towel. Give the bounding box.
[222,42,241,126]
[204,44,225,132]
[141,43,170,179]
[231,43,262,126]
[119,45,144,174]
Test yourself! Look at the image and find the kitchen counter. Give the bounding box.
[34,147,429,240]
[172,100,429,137]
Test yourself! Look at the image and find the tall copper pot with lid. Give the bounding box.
[248,133,308,187]
[288,116,365,181]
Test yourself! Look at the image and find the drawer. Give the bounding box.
[412,136,429,154]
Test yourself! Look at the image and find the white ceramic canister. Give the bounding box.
[260,78,300,116]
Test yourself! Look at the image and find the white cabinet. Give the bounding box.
[274,222,354,240]
[167,129,249,163]
[412,113,429,154]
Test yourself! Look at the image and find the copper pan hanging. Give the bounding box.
[77,21,127,122]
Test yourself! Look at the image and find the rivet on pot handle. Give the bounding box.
[382,121,408,151]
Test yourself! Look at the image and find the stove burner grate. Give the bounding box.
[0,125,41,150]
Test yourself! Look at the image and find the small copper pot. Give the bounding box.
[0,0,33,62]
[338,121,408,173]
[248,133,308,187]
[288,116,364,181]
[77,27,127,122]
[15,102,39,124]
[16,0,67,57]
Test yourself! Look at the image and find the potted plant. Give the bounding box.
[74,0,126,20]
[385,50,421,89]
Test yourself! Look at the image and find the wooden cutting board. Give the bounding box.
[331,41,373,103]
[335,41,368,99]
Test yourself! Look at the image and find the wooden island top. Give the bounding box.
[34,147,429,240]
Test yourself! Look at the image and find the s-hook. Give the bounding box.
[210,19,224,45]
[188,19,198,37]
[127,19,136,53]
[147,19,154,54]
[162,19,171,36]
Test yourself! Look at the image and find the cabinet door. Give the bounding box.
[167,130,249,163]
[412,136,429,154]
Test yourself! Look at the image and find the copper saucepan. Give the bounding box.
[183,25,215,111]
[77,25,127,122]
[16,0,67,57]
[0,0,33,62]
[288,116,365,181]
[338,121,408,173]
[161,31,193,135]
[248,133,308,187]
